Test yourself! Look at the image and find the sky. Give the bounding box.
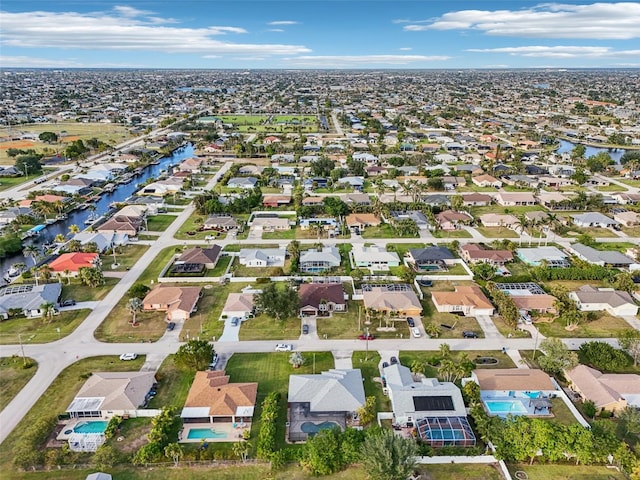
[1,1,639,69]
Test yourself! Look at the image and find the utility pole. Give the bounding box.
[18,333,26,365]
[532,328,540,363]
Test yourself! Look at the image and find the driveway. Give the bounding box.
[300,317,319,340]
[333,351,353,369]
[60,301,100,311]
[474,315,503,339]
[218,317,241,342]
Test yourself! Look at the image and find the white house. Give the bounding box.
[569,286,638,317]
[239,248,286,267]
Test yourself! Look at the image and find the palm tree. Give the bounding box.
[127,297,143,325]
[23,244,40,267]
[232,441,251,463]
[54,234,66,244]
[514,215,529,246]
[63,269,71,285]
[39,301,57,324]
[37,264,53,284]
[53,200,65,216]
[68,224,80,236]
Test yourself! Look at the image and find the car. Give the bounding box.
[166,322,176,331]
[358,333,374,340]
[412,327,421,338]
[406,317,415,327]
[119,353,138,361]
[275,344,293,352]
[382,361,389,368]
[417,279,433,287]
[462,331,479,338]
[61,299,76,307]
[390,356,398,365]
[209,353,219,370]
[230,317,239,326]
[302,324,309,334]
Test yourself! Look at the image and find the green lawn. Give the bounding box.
[548,397,581,426]
[239,314,302,340]
[428,263,469,276]
[146,214,178,232]
[137,246,181,284]
[432,229,473,238]
[0,355,145,473]
[560,226,619,238]
[0,356,36,411]
[360,223,418,239]
[493,315,531,339]
[0,309,91,345]
[61,277,119,302]
[476,226,519,238]
[596,184,627,192]
[386,242,426,258]
[101,244,150,271]
[535,313,631,338]
[95,294,167,343]
[420,296,484,339]
[400,350,516,371]
[262,228,296,240]
[470,205,545,217]
[225,352,334,451]
[419,463,504,480]
[316,301,411,340]
[507,463,626,480]
[147,355,195,410]
[352,351,390,413]
[0,173,43,192]
[173,215,228,241]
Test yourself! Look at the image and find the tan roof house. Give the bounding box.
[181,371,258,424]
[472,174,502,188]
[142,285,202,321]
[431,285,494,316]
[494,192,537,207]
[614,210,640,227]
[345,213,381,230]
[478,213,519,229]
[97,215,142,236]
[460,244,513,266]
[471,369,555,392]
[462,193,492,206]
[362,285,422,318]
[565,365,640,413]
[435,210,473,230]
[221,293,255,320]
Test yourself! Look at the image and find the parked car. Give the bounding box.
[390,356,398,365]
[275,344,293,352]
[406,317,415,327]
[302,324,309,334]
[166,322,176,331]
[382,361,389,368]
[209,353,219,370]
[61,299,76,307]
[462,331,479,338]
[358,333,374,340]
[230,317,239,326]
[412,327,421,338]
[119,353,138,361]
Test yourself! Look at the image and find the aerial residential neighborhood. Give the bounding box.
[1,58,640,480]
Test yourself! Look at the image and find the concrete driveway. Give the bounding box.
[475,315,503,339]
[218,317,241,342]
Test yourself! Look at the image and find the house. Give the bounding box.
[66,371,156,419]
[611,193,640,205]
[171,247,221,274]
[220,293,254,321]
[345,213,381,231]
[180,371,257,425]
[352,244,400,271]
[251,217,291,232]
[461,193,492,207]
[470,369,556,417]
[298,283,347,317]
[406,246,456,272]
[382,364,475,447]
[142,285,202,321]
[565,365,640,414]
[341,193,371,206]
[238,248,286,267]
[494,192,537,207]
[496,283,557,314]
[0,206,34,224]
[431,285,494,316]
[299,217,339,232]
[422,194,451,207]
[567,243,638,269]
[537,191,572,209]
[72,232,129,252]
[516,246,569,267]
[49,252,100,277]
[203,215,238,231]
[97,215,142,236]
[0,283,61,319]
[478,213,519,229]
[227,177,258,189]
[389,210,430,230]
[178,157,204,173]
[569,285,638,317]
[263,195,292,208]
[336,176,365,190]
[288,369,365,441]
[572,212,620,229]
[302,196,324,206]
[442,176,466,190]
[138,178,184,196]
[460,244,513,266]
[613,211,640,227]
[472,174,502,188]
[435,210,473,230]
[362,284,422,317]
[299,247,341,273]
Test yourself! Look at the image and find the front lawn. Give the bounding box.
[0,309,91,345]
[315,301,411,340]
[476,226,519,238]
[174,215,228,241]
[352,351,390,413]
[146,355,196,410]
[360,223,418,239]
[432,229,473,238]
[239,314,302,340]
[61,277,119,302]
[95,295,167,343]
[137,246,180,284]
[146,214,178,232]
[400,350,516,372]
[535,313,631,338]
[102,244,150,271]
[420,297,484,339]
[493,315,531,338]
[0,356,36,411]
[261,228,296,240]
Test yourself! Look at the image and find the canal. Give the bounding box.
[555,139,628,163]
[1,143,196,276]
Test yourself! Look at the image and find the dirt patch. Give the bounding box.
[116,423,152,453]
[0,140,35,150]
[60,136,80,142]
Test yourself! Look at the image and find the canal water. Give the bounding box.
[555,139,627,163]
[0,143,195,275]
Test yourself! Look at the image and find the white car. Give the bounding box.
[275,344,293,352]
[119,353,138,361]
[412,327,421,338]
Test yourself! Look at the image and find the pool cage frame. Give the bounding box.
[68,432,105,452]
[415,416,476,447]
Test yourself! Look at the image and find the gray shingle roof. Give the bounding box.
[288,369,365,413]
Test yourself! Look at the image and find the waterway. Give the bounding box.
[555,139,627,163]
[0,143,195,276]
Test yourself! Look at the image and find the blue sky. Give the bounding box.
[1,1,639,68]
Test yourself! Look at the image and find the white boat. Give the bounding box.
[7,266,20,277]
[84,213,98,225]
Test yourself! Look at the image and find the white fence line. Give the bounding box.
[551,377,590,428]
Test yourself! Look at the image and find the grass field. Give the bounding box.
[61,277,119,302]
[506,463,626,480]
[535,313,631,338]
[0,308,91,345]
[432,229,473,238]
[0,356,36,411]
[101,244,149,271]
[352,351,390,413]
[173,214,228,241]
[400,350,517,372]
[476,226,519,238]
[0,173,42,192]
[239,314,302,340]
[145,214,177,232]
[136,246,179,284]
[360,223,418,239]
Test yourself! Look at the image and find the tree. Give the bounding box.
[174,339,214,371]
[396,265,416,284]
[37,264,53,284]
[38,131,59,144]
[127,298,143,325]
[617,329,640,367]
[289,351,305,368]
[472,262,497,280]
[323,197,349,217]
[571,168,589,185]
[361,428,418,480]
[357,396,377,426]
[301,427,345,475]
[254,282,298,321]
[611,272,635,293]
[93,444,119,469]
[582,400,597,419]
[164,442,183,467]
[40,301,57,324]
[617,406,640,437]
[232,441,251,463]
[68,224,80,236]
[538,338,578,375]
[78,267,104,287]
[128,283,150,300]
[14,154,43,176]
[22,244,40,267]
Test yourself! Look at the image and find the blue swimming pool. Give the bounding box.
[485,400,528,415]
[187,428,227,440]
[301,421,339,435]
[74,421,108,434]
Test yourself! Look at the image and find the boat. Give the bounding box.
[56,213,68,220]
[7,266,21,277]
[84,213,98,225]
[45,218,57,225]
[21,224,47,239]
[104,183,116,192]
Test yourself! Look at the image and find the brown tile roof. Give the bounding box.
[431,285,493,311]
[511,295,557,312]
[299,283,345,309]
[142,285,202,316]
[436,209,473,223]
[473,369,555,391]
[177,246,221,265]
[184,371,258,417]
[461,244,513,263]
[345,213,381,226]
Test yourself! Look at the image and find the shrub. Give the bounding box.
[579,341,630,371]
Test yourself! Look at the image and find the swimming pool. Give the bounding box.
[300,421,339,435]
[73,421,109,434]
[485,400,528,415]
[187,428,227,440]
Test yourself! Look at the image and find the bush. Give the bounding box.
[257,392,280,460]
[579,341,630,370]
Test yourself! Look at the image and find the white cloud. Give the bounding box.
[404,3,640,39]
[268,29,285,33]
[468,45,640,58]
[0,10,311,55]
[112,5,152,17]
[399,47,412,51]
[283,54,450,67]
[268,20,298,25]
[0,55,141,68]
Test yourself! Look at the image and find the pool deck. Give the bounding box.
[481,395,552,418]
[55,419,107,441]
[179,422,250,443]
